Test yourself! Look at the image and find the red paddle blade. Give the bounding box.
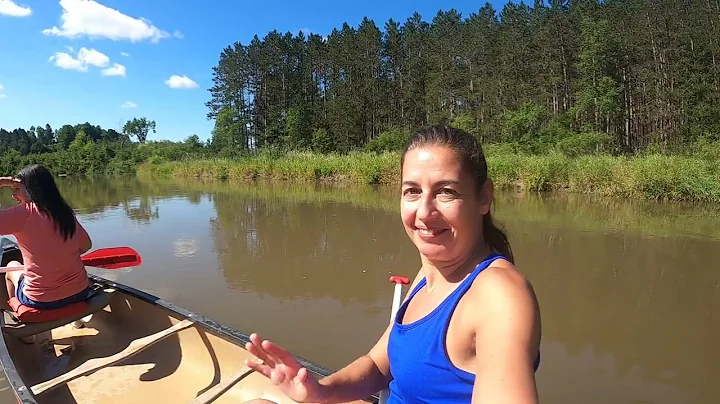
[81,247,142,269]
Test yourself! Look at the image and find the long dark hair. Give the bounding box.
[400,125,514,264]
[15,164,77,241]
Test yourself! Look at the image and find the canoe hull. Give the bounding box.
[0,238,376,404]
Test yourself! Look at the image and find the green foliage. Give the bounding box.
[139,148,720,203]
[500,103,549,143]
[555,132,615,157]
[311,128,333,154]
[0,120,211,177]
[139,151,400,186]
[364,128,410,153]
[285,106,311,150]
[210,107,246,155]
[123,117,156,143]
[450,114,476,137]
[205,1,719,155]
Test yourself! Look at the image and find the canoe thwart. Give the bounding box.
[30,318,195,396]
[189,365,255,404]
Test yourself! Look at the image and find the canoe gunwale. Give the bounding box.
[0,243,379,403]
[0,238,37,404]
[0,326,34,403]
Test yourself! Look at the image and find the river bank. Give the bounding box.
[136,149,720,203]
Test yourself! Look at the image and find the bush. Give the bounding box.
[364,128,410,153]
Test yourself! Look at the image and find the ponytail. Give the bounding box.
[482,213,514,264]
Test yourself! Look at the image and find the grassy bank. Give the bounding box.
[53,175,720,241]
[137,148,720,203]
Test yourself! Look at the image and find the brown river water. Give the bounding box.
[1,176,719,404]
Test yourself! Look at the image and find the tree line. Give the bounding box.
[206,0,720,155]
[0,118,159,155]
[0,118,206,176]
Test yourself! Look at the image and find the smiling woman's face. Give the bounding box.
[400,145,492,263]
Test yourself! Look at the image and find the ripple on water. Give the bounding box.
[173,238,198,258]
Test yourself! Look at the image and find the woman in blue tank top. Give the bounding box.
[243,125,542,404]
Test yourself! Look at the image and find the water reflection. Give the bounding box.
[122,195,160,224]
[510,221,720,404]
[209,191,417,304]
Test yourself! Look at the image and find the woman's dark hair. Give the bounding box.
[400,125,514,264]
[15,164,77,241]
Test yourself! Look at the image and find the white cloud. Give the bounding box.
[164,75,198,89]
[0,94,6,99]
[49,46,110,72]
[42,0,179,43]
[120,101,136,108]
[49,47,125,77]
[101,63,126,77]
[0,83,4,91]
[0,0,31,17]
[49,52,87,71]
[77,47,109,67]
[120,52,129,57]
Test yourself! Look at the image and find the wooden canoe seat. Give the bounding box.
[1,286,117,339]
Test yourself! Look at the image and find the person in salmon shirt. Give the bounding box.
[0,164,93,312]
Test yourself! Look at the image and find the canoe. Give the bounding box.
[0,237,376,404]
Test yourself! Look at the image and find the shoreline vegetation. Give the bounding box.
[137,146,720,203]
[40,176,720,241]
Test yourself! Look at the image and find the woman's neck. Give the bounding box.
[420,244,492,291]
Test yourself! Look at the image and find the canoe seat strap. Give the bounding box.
[30,319,195,396]
[189,365,255,404]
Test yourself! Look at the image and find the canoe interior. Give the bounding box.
[2,288,373,404]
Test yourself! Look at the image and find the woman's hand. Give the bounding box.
[0,177,20,188]
[245,333,325,403]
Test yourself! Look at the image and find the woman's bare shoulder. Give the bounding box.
[466,258,540,326]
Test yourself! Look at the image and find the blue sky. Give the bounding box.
[0,0,505,142]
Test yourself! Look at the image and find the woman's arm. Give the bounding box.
[75,219,92,254]
[0,203,29,236]
[0,177,20,187]
[470,264,542,404]
[316,269,424,403]
[314,269,424,403]
[0,178,27,235]
[247,270,424,404]
[313,323,393,403]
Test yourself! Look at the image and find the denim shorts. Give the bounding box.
[16,275,90,310]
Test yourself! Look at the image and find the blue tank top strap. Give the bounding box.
[386,252,540,404]
[394,252,502,326]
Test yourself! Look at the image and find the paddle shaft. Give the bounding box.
[378,276,410,404]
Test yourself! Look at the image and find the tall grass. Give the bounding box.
[133,177,720,240]
[486,151,720,202]
[138,149,720,203]
[139,151,400,185]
